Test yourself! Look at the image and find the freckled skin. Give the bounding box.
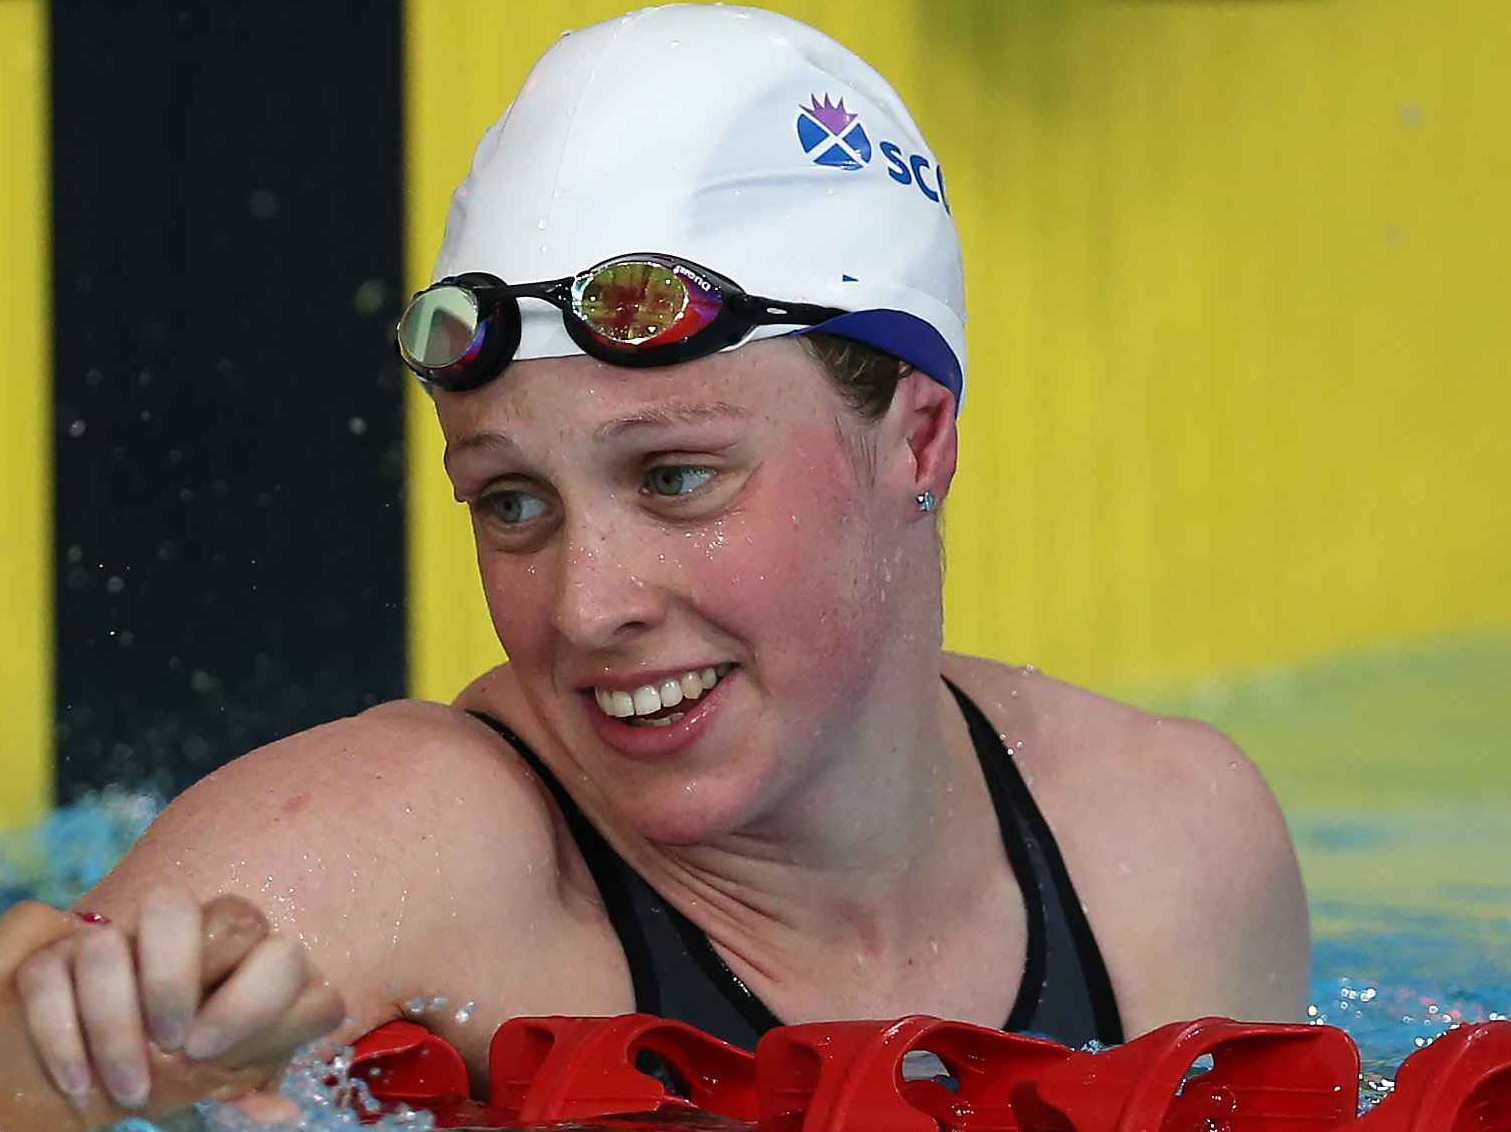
[2,339,1310,1120]
[438,340,915,845]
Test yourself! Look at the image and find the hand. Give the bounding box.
[4,886,345,1129]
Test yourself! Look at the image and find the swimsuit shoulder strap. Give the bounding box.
[468,710,771,1047]
[943,679,1125,1047]
[466,711,662,1014]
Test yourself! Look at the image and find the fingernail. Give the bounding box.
[74,910,111,925]
[149,1012,187,1052]
[184,1022,229,1061]
[55,1060,91,1102]
[103,1064,148,1109]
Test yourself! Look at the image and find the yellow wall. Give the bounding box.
[410,0,1506,700]
[0,0,53,828]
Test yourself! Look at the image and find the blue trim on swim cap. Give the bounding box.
[793,310,964,406]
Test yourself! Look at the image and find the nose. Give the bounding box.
[550,515,668,650]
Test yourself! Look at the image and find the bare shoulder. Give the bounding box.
[95,698,559,911]
[81,697,599,1039]
[943,652,1276,834]
[942,653,1310,1031]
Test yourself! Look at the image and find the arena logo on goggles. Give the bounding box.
[794,94,951,214]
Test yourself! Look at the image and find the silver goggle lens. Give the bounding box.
[397,284,483,370]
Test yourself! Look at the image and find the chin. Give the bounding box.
[606,760,782,847]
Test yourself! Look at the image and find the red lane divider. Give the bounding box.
[1356,1019,1511,1132]
[1012,1017,1359,1130]
[349,1014,1511,1130]
[348,1018,516,1128]
[489,1014,758,1122]
[759,1016,1079,1132]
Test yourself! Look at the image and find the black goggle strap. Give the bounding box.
[730,292,847,327]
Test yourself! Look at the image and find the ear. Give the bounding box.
[878,368,958,508]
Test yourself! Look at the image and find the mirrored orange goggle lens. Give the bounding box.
[573,262,723,348]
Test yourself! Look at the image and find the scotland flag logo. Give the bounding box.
[796,94,872,171]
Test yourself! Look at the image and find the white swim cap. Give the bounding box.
[434,4,967,404]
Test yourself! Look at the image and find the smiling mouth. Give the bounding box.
[592,663,734,728]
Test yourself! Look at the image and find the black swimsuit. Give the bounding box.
[472,678,1123,1050]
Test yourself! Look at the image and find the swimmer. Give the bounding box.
[6,5,1309,1122]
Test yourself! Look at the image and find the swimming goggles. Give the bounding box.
[396,253,847,392]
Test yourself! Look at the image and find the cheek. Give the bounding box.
[688,434,889,677]
[475,542,556,667]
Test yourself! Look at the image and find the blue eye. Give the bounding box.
[644,465,716,498]
[477,490,549,525]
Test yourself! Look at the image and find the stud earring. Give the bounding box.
[916,491,935,513]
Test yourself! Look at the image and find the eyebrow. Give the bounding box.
[445,401,751,467]
[592,400,749,441]
[443,430,520,469]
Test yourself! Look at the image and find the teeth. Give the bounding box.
[593,666,732,720]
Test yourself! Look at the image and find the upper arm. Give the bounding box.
[81,700,572,1038]
[941,657,1311,1035]
[1108,719,1312,1033]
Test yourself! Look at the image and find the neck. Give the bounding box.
[632,644,994,964]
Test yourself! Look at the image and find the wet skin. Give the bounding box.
[6,340,1309,1117]
[0,895,341,1129]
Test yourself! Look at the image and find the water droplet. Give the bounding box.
[67,419,87,438]
[352,278,387,315]
[348,416,368,436]
[248,188,279,220]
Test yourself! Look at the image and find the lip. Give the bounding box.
[582,667,735,761]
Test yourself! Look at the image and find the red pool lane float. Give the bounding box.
[350,1013,1511,1131]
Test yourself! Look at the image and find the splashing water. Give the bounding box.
[192,1044,436,1132]
[3,795,1506,1127]
[0,788,160,908]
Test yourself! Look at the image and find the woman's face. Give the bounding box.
[435,339,909,843]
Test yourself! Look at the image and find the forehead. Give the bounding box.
[434,337,836,444]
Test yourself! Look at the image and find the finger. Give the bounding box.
[198,895,272,988]
[73,925,151,1109]
[216,977,347,1070]
[15,940,94,1104]
[136,883,201,1052]
[185,934,307,1063]
[0,901,78,973]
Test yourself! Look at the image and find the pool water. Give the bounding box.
[1139,638,1511,1108]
